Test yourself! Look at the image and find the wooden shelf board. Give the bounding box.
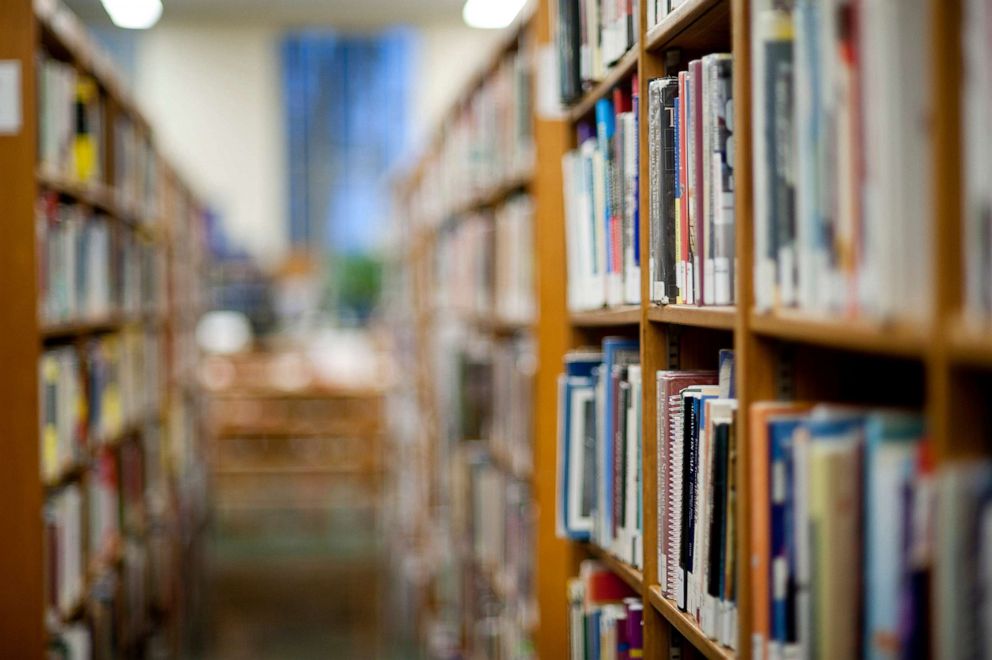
[648,305,736,330]
[449,171,533,218]
[570,305,642,327]
[645,0,732,53]
[41,316,127,342]
[37,169,155,231]
[569,47,640,124]
[582,542,644,593]
[948,318,992,367]
[647,586,735,660]
[212,465,373,477]
[749,309,928,358]
[487,443,533,482]
[43,462,88,491]
[212,426,379,439]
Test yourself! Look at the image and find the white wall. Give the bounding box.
[131,18,502,266]
[412,21,504,147]
[135,22,287,267]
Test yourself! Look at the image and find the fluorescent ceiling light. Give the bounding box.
[100,0,163,29]
[462,0,527,29]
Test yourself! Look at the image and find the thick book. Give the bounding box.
[753,10,794,312]
[649,77,679,304]
[748,402,810,660]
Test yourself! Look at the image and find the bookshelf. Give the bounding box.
[0,1,207,657]
[396,4,540,657]
[533,0,992,659]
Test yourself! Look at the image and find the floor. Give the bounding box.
[189,512,419,659]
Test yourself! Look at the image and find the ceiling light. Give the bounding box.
[100,0,163,29]
[462,0,527,29]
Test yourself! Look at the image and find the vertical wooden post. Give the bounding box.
[0,1,44,656]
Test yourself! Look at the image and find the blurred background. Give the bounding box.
[53,1,514,657]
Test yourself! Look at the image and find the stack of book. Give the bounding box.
[562,79,641,311]
[646,55,735,306]
[40,347,86,484]
[456,447,537,659]
[432,38,534,219]
[936,459,992,660]
[113,114,158,221]
[567,560,642,660]
[37,196,113,325]
[556,337,643,569]
[964,0,992,322]
[494,195,535,325]
[492,336,536,476]
[435,213,494,318]
[38,53,103,183]
[648,0,687,29]
[557,0,639,103]
[656,350,737,649]
[752,1,931,321]
[749,404,929,659]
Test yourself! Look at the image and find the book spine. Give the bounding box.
[649,80,663,303]
[659,79,679,304]
[690,59,705,306]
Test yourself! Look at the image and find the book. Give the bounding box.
[753,3,933,321]
[648,77,679,304]
[566,560,640,660]
[657,370,718,599]
[563,84,641,311]
[963,0,992,320]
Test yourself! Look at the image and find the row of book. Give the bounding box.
[567,560,643,660]
[656,353,737,649]
[491,337,537,478]
[413,38,534,227]
[562,80,641,311]
[38,53,159,221]
[752,1,930,321]
[647,0,689,29]
[41,331,161,483]
[556,337,644,570]
[964,0,992,321]
[494,196,536,325]
[46,469,152,658]
[38,194,164,326]
[557,0,639,104]
[647,55,735,306]
[39,54,103,184]
[749,404,929,660]
[435,194,535,325]
[451,444,537,658]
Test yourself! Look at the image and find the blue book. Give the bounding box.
[863,412,923,660]
[596,99,617,281]
[559,352,603,540]
[768,416,805,648]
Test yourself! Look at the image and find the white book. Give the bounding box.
[623,113,640,305]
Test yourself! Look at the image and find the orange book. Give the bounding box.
[748,402,811,660]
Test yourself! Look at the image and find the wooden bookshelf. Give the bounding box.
[648,304,737,330]
[583,543,645,593]
[0,1,207,657]
[569,47,641,123]
[396,5,541,658]
[571,305,642,327]
[527,0,992,657]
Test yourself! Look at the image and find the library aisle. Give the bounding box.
[2,0,992,659]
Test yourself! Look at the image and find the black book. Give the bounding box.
[557,0,582,104]
[708,420,729,599]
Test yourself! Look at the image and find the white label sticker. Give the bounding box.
[0,61,21,135]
